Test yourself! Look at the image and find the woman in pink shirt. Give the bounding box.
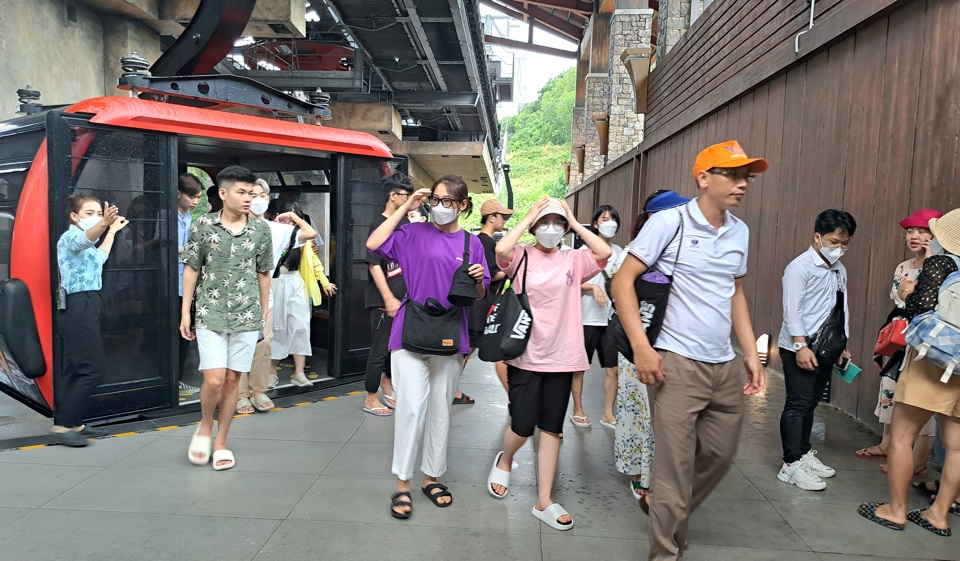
[486,197,611,530]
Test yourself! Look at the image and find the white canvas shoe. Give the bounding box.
[801,450,836,478]
[778,461,827,491]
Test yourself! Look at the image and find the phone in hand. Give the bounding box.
[836,355,850,370]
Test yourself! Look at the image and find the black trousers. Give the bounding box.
[779,348,834,464]
[364,308,394,393]
[56,292,105,428]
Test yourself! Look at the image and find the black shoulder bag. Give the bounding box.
[807,270,847,365]
[400,231,469,355]
[273,226,299,279]
[607,209,684,363]
[478,248,532,362]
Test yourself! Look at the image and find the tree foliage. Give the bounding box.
[461,66,575,236]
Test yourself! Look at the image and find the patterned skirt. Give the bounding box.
[614,352,655,486]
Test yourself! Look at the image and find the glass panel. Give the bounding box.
[0,168,28,204]
[0,207,11,281]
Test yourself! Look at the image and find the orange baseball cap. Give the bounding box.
[693,140,769,179]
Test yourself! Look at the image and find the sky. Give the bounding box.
[479,5,578,119]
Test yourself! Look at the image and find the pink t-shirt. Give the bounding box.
[498,246,605,372]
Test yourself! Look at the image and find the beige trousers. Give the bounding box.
[239,307,274,400]
[647,351,744,561]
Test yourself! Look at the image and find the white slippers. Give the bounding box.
[187,427,212,466]
[212,449,236,471]
[487,451,511,499]
[532,503,574,531]
[569,415,591,428]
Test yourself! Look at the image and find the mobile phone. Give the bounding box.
[57,287,67,311]
[836,356,850,370]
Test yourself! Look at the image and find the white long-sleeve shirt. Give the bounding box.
[777,246,850,350]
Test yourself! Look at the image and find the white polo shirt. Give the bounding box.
[777,246,849,350]
[627,199,749,363]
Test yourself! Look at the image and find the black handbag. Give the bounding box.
[608,210,684,363]
[401,297,463,355]
[478,249,533,362]
[807,270,847,365]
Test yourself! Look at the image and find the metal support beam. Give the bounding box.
[481,0,585,42]
[483,35,577,58]
[329,91,480,107]
[400,3,448,92]
[521,1,592,15]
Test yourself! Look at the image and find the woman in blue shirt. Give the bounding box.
[54,194,128,447]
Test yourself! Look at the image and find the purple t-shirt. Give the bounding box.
[374,222,491,355]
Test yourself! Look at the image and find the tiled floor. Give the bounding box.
[0,358,955,561]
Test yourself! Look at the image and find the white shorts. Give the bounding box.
[196,329,259,372]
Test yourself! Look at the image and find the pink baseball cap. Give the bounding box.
[899,209,943,230]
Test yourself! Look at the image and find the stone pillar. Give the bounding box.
[656,0,692,61]
[570,107,585,187]
[607,9,654,160]
[583,73,610,179]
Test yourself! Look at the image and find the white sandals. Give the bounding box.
[532,503,574,531]
[212,449,236,471]
[187,426,212,466]
[487,451,511,499]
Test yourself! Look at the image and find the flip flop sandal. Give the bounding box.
[249,393,275,412]
[452,393,475,405]
[531,503,574,531]
[570,415,591,428]
[487,451,511,499]
[912,479,941,496]
[907,509,952,536]
[855,446,887,458]
[187,427,212,466]
[857,502,905,531]
[390,491,412,519]
[421,483,453,507]
[211,449,236,471]
[377,389,396,409]
[630,480,646,501]
[600,420,616,430]
[363,406,394,417]
[235,398,255,414]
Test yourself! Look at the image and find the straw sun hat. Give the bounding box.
[929,208,960,256]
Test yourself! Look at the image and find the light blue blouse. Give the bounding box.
[57,226,108,294]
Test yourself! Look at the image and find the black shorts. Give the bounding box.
[583,325,617,369]
[507,366,573,437]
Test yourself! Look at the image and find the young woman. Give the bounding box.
[612,190,689,503]
[857,210,943,474]
[486,197,611,531]
[366,175,489,519]
[55,195,128,446]
[570,204,623,429]
[861,208,960,536]
[270,201,336,387]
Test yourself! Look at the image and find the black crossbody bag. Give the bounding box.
[807,270,847,365]
[400,231,469,355]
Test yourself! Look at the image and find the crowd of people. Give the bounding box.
[51,139,960,558]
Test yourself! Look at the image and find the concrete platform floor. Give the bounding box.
[0,358,955,561]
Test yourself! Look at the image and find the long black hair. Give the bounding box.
[278,200,305,270]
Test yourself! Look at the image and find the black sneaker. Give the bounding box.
[80,425,109,438]
[56,430,89,447]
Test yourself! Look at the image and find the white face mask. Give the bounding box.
[78,216,101,231]
[535,224,565,248]
[250,198,269,216]
[817,236,847,264]
[431,204,460,225]
[598,221,618,238]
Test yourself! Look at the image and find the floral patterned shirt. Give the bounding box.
[890,258,922,308]
[57,226,108,294]
[182,211,273,333]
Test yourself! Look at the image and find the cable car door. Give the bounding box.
[47,114,177,419]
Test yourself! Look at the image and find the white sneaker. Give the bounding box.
[178,381,200,394]
[801,450,836,478]
[778,461,826,491]
[290,372,314,387]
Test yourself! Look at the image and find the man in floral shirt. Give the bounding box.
[181,166,273,471]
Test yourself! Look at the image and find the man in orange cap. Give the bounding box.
[612,140,768,561]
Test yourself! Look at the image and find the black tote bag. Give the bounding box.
[607,211,684,363]
[478,249,532,362]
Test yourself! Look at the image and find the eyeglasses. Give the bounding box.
[430,196,461,208]
[393,191,411,199]
[708,168,756,182]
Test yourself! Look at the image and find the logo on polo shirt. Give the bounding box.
[691,239,699,246]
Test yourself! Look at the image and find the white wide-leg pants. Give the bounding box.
[390,349,463,481]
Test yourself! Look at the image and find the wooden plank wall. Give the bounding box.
[580,0,960,425]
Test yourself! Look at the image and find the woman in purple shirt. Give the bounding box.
[367,174,490,519]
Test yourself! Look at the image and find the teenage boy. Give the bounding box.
[362,172,412,415]
[612,141,768,561]
[470,199,514,392]
[777,210,855,490]
[181,166,273,470]
[177,173,203,395]
[235,179,317,414]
